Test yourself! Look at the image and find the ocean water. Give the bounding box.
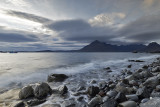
[0,52,159,90]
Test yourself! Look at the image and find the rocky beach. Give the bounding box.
[1,56,160,107]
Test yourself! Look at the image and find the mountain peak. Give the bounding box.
[148,42,159,47]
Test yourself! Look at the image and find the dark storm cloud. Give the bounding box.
[120,14,160,43]
[46,19,117,43]
[0,33,39,42]
[6,10,52,23]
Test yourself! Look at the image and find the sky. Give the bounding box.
[0,0,160,51]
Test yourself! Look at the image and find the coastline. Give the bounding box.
[1,57,160,107]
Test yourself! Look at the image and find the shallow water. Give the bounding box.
[0,52,159,90]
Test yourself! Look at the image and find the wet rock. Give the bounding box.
[141,98,149,103]
[98,90,106,97]
[19,85,34,99]
[42,104,61,107]
[77,96,84,102]
[88,95,102,107]
[156,85,160,92]
[136,87,150,99]
[118,101,137,107]
[152,66,160,72]
[106,90,118,98]
[115,92,127,103]
[109,84,116,89]
[77,86,86,91]
[104,67,110,70]
[143,76,159,88]
[128,65,132,68]
[101,99,117,107]
[115,83,128,94]
[90,80,96,84]
[47,74,68,82]
[126,94,139,102]
[128,60,144,62]
[58,85,68,95]
[142,65,148,69]
[62,99,77,107]
[150,91,160,97]
[13,101,25,107]
[27,99,46,106]
[122,79,129,85]
[140,97,160,107]
[129,80,138,86]
[87,86,100,97]
[99,82,107,89]
[34,82,52,99]
[140,71,153,78]
[102,96,109,102]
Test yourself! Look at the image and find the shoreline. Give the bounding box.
[1,57,160,107]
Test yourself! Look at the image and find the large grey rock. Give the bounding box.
[19,85,34,99]
[143,76,159,88]
[140,97,160,107]
[156,85,160,92]
[101,99,117,107]
[136,87,150,99]
[87,86,100,97]
[48,74,68,82]
[88,95,102,107]
[118,101,137,107]
[34,82,52,99]
[126,94,139,102]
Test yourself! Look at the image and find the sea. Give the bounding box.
[0,52,159,91]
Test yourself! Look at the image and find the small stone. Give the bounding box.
[141,98,149,103]
[27,99,46,106]
[106,90,118,98]
[115,92,127,103]
[156,85,160,92]
[126,94,139,102]
[140,98,160,107]
[98,90,105,97]
[128,65,132,68]
[136,87,150,99]
[90,80,96,84]
[101,99,117,107]
[88,95,102,107]
[118,101,137,107]
[58,85,68,95]
[87,86,100,97]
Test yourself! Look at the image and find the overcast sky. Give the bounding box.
[0,0,160,51]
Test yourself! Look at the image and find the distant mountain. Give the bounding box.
[142,42,160,53]
[79,40,160,52]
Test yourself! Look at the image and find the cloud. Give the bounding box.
[89,13,126,27]
[0,33,39,42]
[46,19,118,43]
[119,14,160,43]
[6,10,52,23]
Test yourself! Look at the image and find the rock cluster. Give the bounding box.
[2,58,160,107]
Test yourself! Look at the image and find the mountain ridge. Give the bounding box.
[79,40,160,52]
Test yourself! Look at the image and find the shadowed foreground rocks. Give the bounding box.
[2,58,160,107]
